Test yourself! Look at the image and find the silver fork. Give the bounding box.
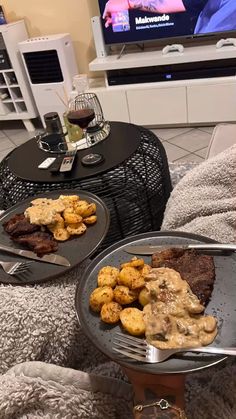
[0,260,32,275]
[113,332,236,363]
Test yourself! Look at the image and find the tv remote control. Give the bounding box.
[38,157,56,169]
[59,150,77,172]
[50,157,64,173]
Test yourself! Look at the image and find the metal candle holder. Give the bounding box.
[73,92,110,148]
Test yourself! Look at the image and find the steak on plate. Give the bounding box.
[151,248,215,305]
[13,231,58,256]
[3,213,58,256]
[3,213,40,236]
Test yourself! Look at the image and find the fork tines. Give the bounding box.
[113,332,147,362]
[12,261,32,275]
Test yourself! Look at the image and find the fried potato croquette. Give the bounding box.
[138,287,150,307]
[118,266,139,288]
[118,266,144,290]
[63,208,83,225]
[89,286,114,312]
[75,201,96,217]
[59,195,80,203]
[53,227,70,241]
[121,257,145,269]
[100,301,123,324]
[131,275,145,290]
[74,200,89,215]
[97,266,120,288]
[89,260,155,337]
[82,203,96,217]
[66,222,87,236]
[120,307,145,336]
[141,263,152,277]
[114,285,139,305]
[83,215,97,225]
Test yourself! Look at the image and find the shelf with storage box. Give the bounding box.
[89,44,236,126]
[0,21,38,131]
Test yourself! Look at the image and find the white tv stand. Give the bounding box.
[88,42,236,126]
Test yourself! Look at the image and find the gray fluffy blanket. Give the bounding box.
[162,144,236,242]
[0,145,235,418]
[0,263,134,418]
[1,362,133,419]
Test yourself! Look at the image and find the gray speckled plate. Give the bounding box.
[75,231,236,374]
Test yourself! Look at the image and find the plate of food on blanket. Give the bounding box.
[75,231,236,374]
[0,190,110,285]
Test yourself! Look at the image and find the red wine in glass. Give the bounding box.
[67,109,95,129]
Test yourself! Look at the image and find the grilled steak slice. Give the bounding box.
[13,231,58,256]
[151,248,215,305]
[3,213,40,237]
[3,213,58,257]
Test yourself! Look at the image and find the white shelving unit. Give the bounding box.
[0,20,38,131]
[88,44,236,126]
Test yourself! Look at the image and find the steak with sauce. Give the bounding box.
[151,248,215,305]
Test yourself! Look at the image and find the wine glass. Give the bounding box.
[67,94,95,147]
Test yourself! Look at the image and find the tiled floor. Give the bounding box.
[151,126,214,163]
[0,120,214,163]
[0,120,42,162]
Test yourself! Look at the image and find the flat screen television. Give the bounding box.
[98,0,236,46]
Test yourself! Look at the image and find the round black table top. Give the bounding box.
[8,122,142,183]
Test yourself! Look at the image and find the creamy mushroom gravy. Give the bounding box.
[143,267,217,349]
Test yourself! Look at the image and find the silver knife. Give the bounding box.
[0,243,71,267]
[124,243,236,255]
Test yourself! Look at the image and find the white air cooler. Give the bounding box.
[18,34,78,126]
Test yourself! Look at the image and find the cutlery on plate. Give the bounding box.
[124,243,236,255]
[0,243,71,267]
[113,332,234,363]
[0,260,32,275]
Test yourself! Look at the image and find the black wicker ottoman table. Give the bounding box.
[0,121,172,251]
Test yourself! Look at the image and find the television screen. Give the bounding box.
[98,0,236,45]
